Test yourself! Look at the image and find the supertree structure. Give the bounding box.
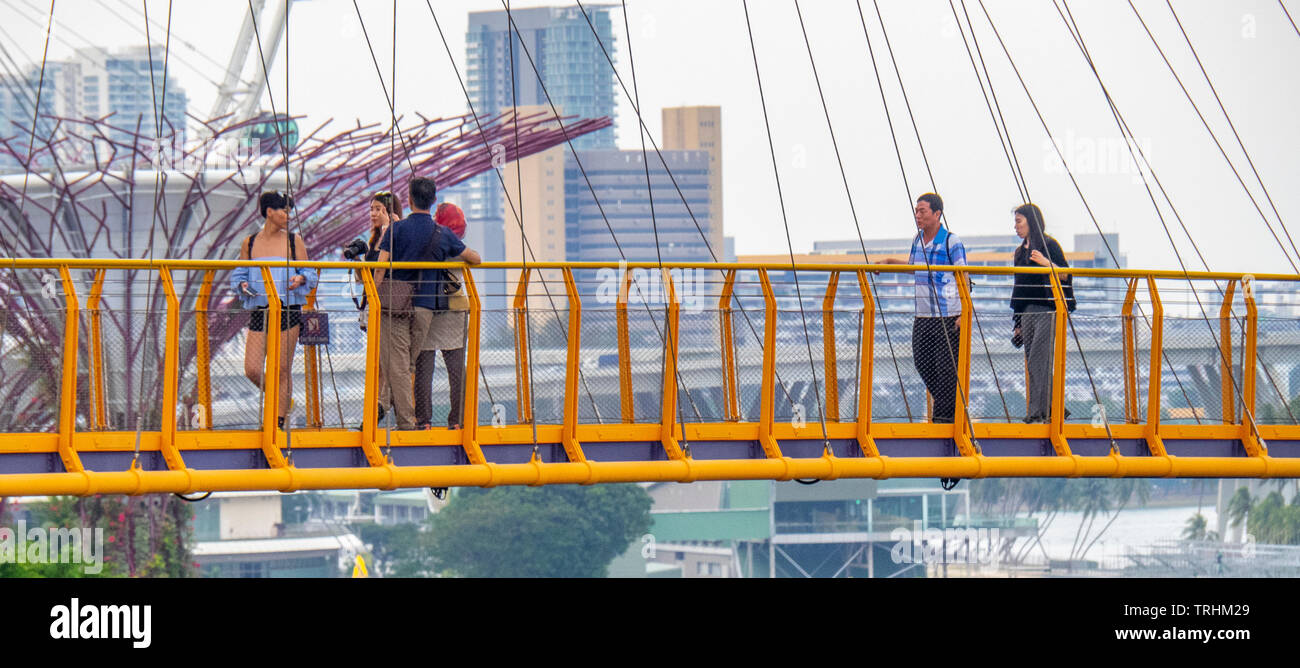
[0,109,611,432]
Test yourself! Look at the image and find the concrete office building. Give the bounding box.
[662,106,723,261]
[456,5,619,310]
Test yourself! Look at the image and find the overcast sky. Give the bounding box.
[4,0,1298,274]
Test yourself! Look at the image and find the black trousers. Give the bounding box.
[414,347,466,428]
[913,316,961,423]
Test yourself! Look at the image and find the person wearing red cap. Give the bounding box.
[415,202,472,429]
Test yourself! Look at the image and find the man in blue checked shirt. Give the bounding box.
[877,193,967,423]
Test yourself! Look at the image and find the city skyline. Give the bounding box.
[0,1,1294,274]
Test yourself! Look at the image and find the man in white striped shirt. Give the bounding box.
[877,193,967,423]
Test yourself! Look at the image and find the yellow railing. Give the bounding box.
[1,258,1298,495]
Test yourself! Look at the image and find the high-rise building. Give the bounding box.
[74,46,188,149]
[662,106,723,260]
[0,46,187,173]
[0,67,62,173]
[456,5,619,309]
[564,149,713,266]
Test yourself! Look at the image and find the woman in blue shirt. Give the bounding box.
[229,191,319,429]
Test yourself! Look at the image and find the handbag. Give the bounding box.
[379,222,439,318]
[379,278,416,316]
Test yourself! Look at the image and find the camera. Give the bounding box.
[342,238,368,261]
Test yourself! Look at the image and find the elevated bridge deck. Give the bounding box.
[1,258,1298,496]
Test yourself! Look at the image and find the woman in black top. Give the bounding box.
[356,192,402,421]
[1010,203,1073,423]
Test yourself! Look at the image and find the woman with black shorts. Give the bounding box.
[230,191,318,429]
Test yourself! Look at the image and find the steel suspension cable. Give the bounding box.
[1125,1,1299,274]
[504,0,543,444]
[1166,0,1300,267]
[950,0,1027,202]
[862,0,983,438]
[952,0,1115,437]
[1282,0,1300,40]
[973,0,1204,429]
[1057,0,1291,429]
[742,0,832,450]
[620,0,693,441]
[791,0,915,425]
[134,0,174,460]
[5,0,55,434]
[426,2,607,432]
[572,0,806,416]
[496,0,710,424]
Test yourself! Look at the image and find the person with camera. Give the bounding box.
[230,191,319,430]
[1010,202,1075,424]
[414,202,471,430]
[342,191,403,424]
[374,177,481,430]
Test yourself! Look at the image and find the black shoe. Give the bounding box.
[430,487,448,500]
[277,416,286,430]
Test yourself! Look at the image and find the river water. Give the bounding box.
[1027,505,1219,567]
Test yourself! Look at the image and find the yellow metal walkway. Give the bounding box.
[1,258,1298,496]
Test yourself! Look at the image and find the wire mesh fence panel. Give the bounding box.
[769,271,832,429]
[1059,312,1125,425]
[0,269,65,433]
[967,281,1022,423]
[773,307,829,429]
[729,281,770,423]
[525,303,573,428]
[1160,316,1228,425]
[676,308,725,423]
[204,307,263,430]
[86,272,169,432]
[296,268,370,430]
[829,306,863,424]
[1133,306,1154,424]
[576,305,622,424]
[871,273,929,422]
[626,302,668,424]
[477,306,522,429]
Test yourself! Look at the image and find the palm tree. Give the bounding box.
[1226,487,1252,530]
[1182,513,1208,541]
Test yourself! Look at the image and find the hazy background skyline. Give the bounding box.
[3,0,1297,273]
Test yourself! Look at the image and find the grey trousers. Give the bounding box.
[1022,304,1055,422]
[380,307,434,429]
[415,347,466,428]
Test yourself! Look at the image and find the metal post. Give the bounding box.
[1047,271,1072,457]
[86,269,107,430]
[757,270,782,459]
[358,269,384,466]
[1144,276,1168,457]
[659,269,685,460]
[56,266,83,474]
[617,267,634,423]
[194,270,215,431]
[719,269,740,421]
[1219,280,1236,425]
[560,268,586,463]
[854,270,879,457]
[461,269,486,465]
[157,268,185,471]
[512,269,533,424]
[822,271,840,422]
[1121,279,1139,424]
